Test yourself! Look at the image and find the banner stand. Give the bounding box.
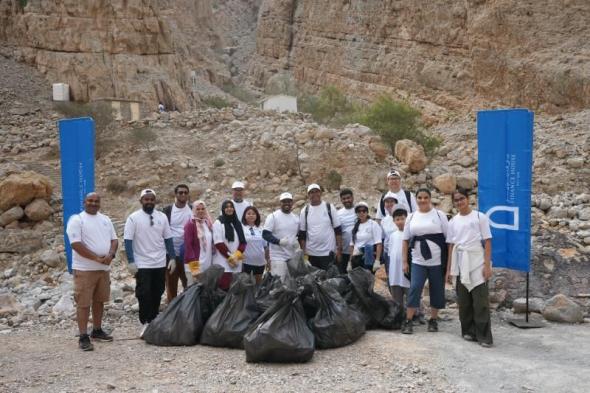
[509,273,544,329]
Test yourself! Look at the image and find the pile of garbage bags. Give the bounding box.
[143,251,404,363]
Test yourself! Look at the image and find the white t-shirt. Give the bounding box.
[212,220,242,273]
[350,219,382,254]
[263,210,299,262]
[402,209,448,266]
[337,207,356,254]
[169,204,192,254]
[387,230,410,288]
[232,199,252,222]
[66,212,117,271]
[375,189,417,219]
[243,225,266,266]
[299,201,342,257]
[380,215,398,255]
[124,209,172,269]
[448,210,492,247]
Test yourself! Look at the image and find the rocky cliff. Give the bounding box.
[250,0,590,112]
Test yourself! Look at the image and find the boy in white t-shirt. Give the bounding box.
[386,208,410,305]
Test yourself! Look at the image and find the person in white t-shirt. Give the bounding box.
[380,192,399,263]
[446,189,493,347]
[298,184,343,270]
[375,169,417,222]
[337,188,356,273]
[262,192,300,281]
[241,206,269,284]
[401,188,449,335]
[161,184,192,302]
[349,202,383,272]
[386,208,410,305]
[231,181,253,222]
[184,200,214,285]
[124,189,176,335]
[66,192,118,351]
[212,200,247,291]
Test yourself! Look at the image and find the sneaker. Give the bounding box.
[462,334,476,342]
[413,314,426,325]
[479,342,493,348]
[79,334,94,351]
[401,319,413,334]
[139,323,148,339]
[90,328,113,342]
[427,318,439,332]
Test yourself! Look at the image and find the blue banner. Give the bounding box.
[59,118,95,273]
[477,109,534,272]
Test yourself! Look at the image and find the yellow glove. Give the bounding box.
[188,260,200,275]
[227,255,237,268]
[233,250,244,261]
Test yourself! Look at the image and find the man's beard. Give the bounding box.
[142,204,155,214]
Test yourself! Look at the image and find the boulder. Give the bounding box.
[0,206,24,226]
[24,198,53,221]
[0,294,21,317]
[542,294,584,323]
[369,138,389,161]
[456,174,478,191]
[433,173,457,194]
[40,249,62,268]
[394,139,427,173]
[0,229,43,253]
[52,294,75,316]
[578,207,590,221]
[512,297,545,313]
[0,171,53,211]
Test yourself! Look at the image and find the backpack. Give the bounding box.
[379,190,413,216]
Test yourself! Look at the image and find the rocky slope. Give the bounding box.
[249,0,590,112]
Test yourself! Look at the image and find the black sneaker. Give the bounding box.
[79,334,94,351]
[427,318,439,332]
[90,328,113,342]
[401,319,413,334]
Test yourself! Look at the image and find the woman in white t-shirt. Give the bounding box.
[380,192,399,272]
[446,189,493,347]
[183,200,214,285]
[212,200,247,291]
[401,188,449,335]
[349,202,382,272]
[241,206,269,284]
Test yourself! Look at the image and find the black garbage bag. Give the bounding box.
[243,288,315,363]
[200,273,260,348]
[254,273,283,313]
[324,276,351,297]
[143,265,225,346]
[310,281,366,349]
[287,250,318,278]
[347,267,404,330]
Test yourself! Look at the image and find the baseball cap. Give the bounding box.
[354,202,369,211]
[232,181,245,189]
[387,169,401,178]
[140,188,156,198]
[383,191,398,202]
[279,192,293,201]
[307,183,321,193]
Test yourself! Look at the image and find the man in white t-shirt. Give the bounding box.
[337,188,356,273]
[231,181,253,222]
[375,169,417,222]
[124,189,175,335]
[161,184,192,302]
[262,192,300,281]
[66,192,118,351]
[298,184,343,270]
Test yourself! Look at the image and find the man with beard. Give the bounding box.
[262,192,300,281]
[124,189,176,336]
[336,188,356,273]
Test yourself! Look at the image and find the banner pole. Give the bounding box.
[525,272,530,323]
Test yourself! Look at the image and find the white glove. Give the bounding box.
[372,259,381,273]
[168,258,177,272]
[279,237,290,247]
[127,263,138,275]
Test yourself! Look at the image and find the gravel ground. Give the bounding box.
[1,311,588,393]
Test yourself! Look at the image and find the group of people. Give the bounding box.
[66,170,494,351]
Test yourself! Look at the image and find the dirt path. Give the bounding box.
[1,312,588,393]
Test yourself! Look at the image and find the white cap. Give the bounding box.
[354,202,369,210]
[279,192,293,201]
[383,191,398,202]
[387,169,401,178]
[140,188,156,198]
[232,181,245,189]
[307,183,321,193]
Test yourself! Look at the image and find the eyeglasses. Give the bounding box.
[149,215,154,226]
[453,196,467,202]
[177,191,188,195]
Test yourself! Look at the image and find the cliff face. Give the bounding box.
[0,0,229,109]
[249,0,590,112]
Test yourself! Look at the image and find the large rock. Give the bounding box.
[52,294,75,316]
[40,249,62,268]
[24,198,53,221]
[512,297,545,314]
[0,294,21,318]
[542,294,584,323]
[0,229,43,253]
[0,171,53,211]
[433,173,457,194]
[456,174,478,191]
[394,139,427,173]
[369,138,389,161]
[0,206,24,226]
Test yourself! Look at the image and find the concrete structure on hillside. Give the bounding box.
[261,95,297,113]
[95,98,142,121]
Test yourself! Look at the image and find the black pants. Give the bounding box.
[457,281,493,345]
[338,254,350,274]
[308,254,334,270]
[135,267,166,324]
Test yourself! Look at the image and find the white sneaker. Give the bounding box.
[139,323,148,339]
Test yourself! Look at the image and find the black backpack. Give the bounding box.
[302,202,334,239]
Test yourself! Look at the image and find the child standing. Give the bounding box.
[387,208,411,305]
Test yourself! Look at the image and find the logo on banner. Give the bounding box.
[485,206,519,231]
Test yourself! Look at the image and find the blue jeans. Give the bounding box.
[407,264,445,309]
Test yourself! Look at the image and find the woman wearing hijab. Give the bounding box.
[212,200,247,290]
[241,206,269,284]
[183,200,214,285]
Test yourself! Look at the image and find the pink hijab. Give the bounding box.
[192,200,213,251]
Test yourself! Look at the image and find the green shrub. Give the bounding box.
[128,127,158,152]
[213,158,225,167]
[299,85,356,125]
[221,83,257,104]
[324,170,343,191]
[202,96,231,109]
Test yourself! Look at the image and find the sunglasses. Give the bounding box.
[177,190,188,195]
[149,215,154,226]
[249,227,255,236]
